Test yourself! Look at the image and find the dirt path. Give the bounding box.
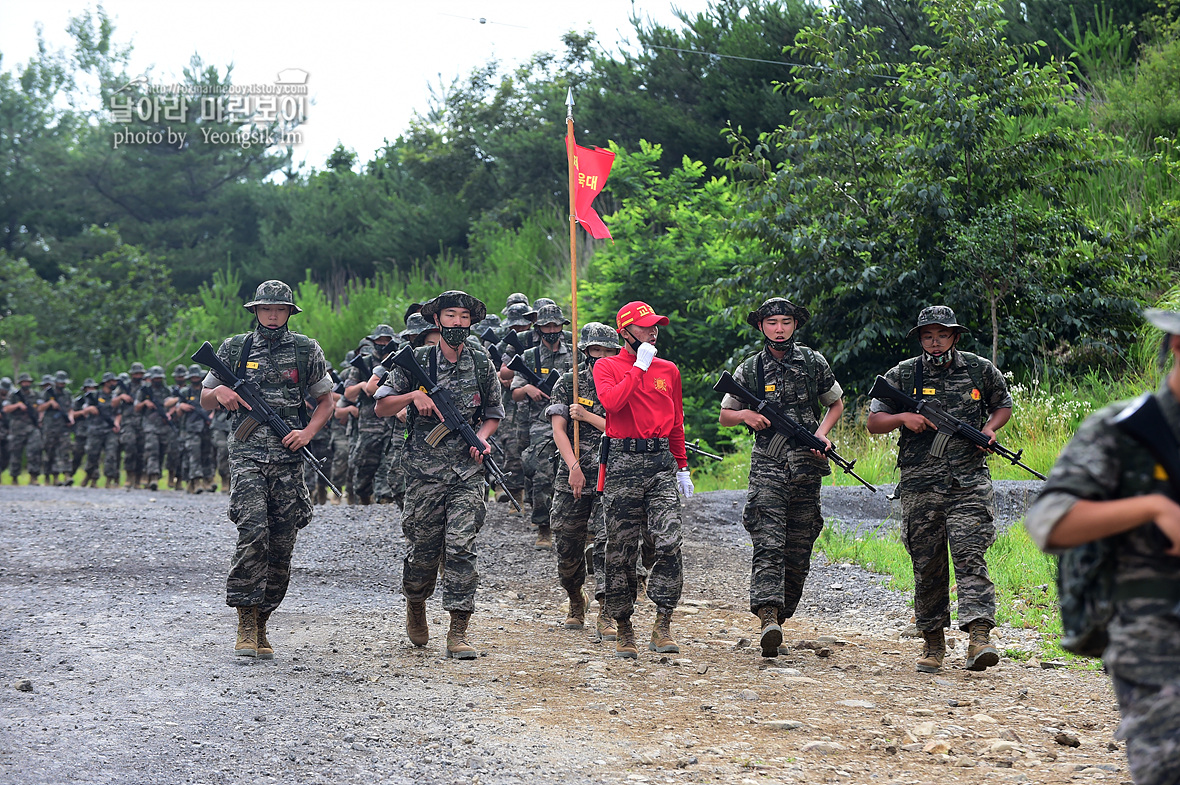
[0,486,1127,784]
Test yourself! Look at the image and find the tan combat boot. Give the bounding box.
[406,599,429,647]
[916,628,946,673]
[965,621,1000,671]
[508,488,525,513]
[596,609,618,642]
[758,606,783,658]
[650,609,680,654]
[534,525,553,550]
[205,478,218,494]
[235,606,259,657]
[615,616,638,659]
[28,474,40,486]
[186,479,198,494]
[169,474,180,491]
[256,610,274,660]
[565,589,588,630]
[446,610,477,660]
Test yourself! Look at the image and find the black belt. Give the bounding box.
[1114,578,1180,603]
[612,437,669,453]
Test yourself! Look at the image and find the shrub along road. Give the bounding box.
[1,485,1126,784]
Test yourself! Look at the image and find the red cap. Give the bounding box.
[616,301,669,332]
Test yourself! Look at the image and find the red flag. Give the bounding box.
[568,136,615,240]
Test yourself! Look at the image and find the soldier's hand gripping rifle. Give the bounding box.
[85,389,118,431]
[191,341,342,497]
[388,344,522,512]
[714,371,877,492]
[507,354,561,396]
[867,375,1047,480]
[685,439,723,462]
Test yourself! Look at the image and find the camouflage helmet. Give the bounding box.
[401,312,438,345]
[476,314,502,333]
[54,370,70,385]
[1145,308,1180,334]
[101,371,118,384]
[908,305,969,338]
[343,350,356,365]
[746,297,810,330]
[502,302,538,329]
[369,323,397,342]
[173,364,188,377]
[244,279,302,314]
[534,304,570,328]
[118,372,131,385]
[17,372,33,383]
[0,376,11,391]
[187,364,204,378]
[82,377,98,388]
[41,374,53,387]
[129,362,146,375]
[580,321,620,351]
[532,297,556,311]
[147,365,166,380]
[502,292,530,314]
[420,290,486,325]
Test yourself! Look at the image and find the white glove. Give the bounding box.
[635,342,658,371]
[676,469,694,499]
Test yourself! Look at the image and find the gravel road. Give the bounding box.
[1,483,1127,785]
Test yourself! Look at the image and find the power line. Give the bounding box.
[646,43,899,80]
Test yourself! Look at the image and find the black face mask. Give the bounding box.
[440,325,470,349]
[765,336,795,353]
[538,329,562,347]
[620,327,645,353]
[924,349,954,367]
[257,322,288,342]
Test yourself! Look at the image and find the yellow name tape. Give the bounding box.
[577,396,594,407]
[1156,464,1169,481]
[764,384,776,392]
[922,387,936,395]
[246,361,260,369]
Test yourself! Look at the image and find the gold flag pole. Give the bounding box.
[566,86,580,460]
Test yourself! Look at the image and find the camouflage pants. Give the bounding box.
[226,457,312,612]
[522,437,557,528]
[602,449,683,620]
[180,431,209,481]
[329,426,350,492]
[349,429,386,501]
[84,429,121,480]
[119,422,143,477]
[141,425,169,476]
[899,482,996,632]
[742,456,825,618]
[500,401,526,492]
[212,429,230,484]
[375,431,406,505]
[166,428,183,480]
[8,425,43,477]
[72,432,86,474]
[401,474,485,612]
[41,425,72,474]
[1110,671,1180,785]
[552,459,607,599]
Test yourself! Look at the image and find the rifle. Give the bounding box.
[685,439,723,462]
[508,354,561,396]
[13,388,41,429]
[479,330,505,369]
[86,390,118,431]
[868,375,1047,480]
[139,383,174,427]
[487,435,507,460]
[191,341,342,497]
[388,344,522,512]
[328,368,346,395]
[714,371,877,492]
[500,329,525,355]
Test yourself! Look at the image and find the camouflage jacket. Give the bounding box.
[203,326,331,464]
[870,351,1012,491]
[378,343,504,482]
[1025,381,1180,680]
[5,387,41,433]
[546,361,606,473]
[137,381,173,432]
[511,341,573,441]
[41,386,74,434]
[177,384,210,434]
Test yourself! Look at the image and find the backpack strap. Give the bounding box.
[796,345,821,421]
[957,351,989,419]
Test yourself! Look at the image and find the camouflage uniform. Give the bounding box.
[84,375,122,483]
[210,408,231,490]
[869,342,1012,634]
[40,374,75,478]
[176,374,212,485]
[6,376,44,480]
[203,288,331,613]
[119,366,147,483]
[137,369,173,479]
[302,391,334,503]
[498,302,536,495]
[378,339,504,613]
[166,366,188,483]
[347,329,396,504]
[0,378,11,476]
[721,340,843,618]
[1025,310,1180,785]
[512,305,574,534]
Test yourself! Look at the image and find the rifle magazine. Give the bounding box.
[425,422,451,447]
[234,417,262,441]
[930,430,950,458]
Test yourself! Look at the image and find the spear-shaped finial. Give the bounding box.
[566,86,574,120]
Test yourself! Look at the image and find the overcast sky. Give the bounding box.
[0,0,714,172]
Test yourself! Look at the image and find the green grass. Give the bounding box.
[815,523,1100,667]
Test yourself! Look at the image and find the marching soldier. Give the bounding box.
[175,364,213,493]
[81,372,123,488]
[166,364,189,489]
[496,301,536,508]
[200,280,333,659]
[718,298,845,658]
[512,303,575,549]
[4,373,43,484]
[71,378,99,481]
[0,376,11,476]
[374,290,503,659]
[136,365,172,491]
[211,407,232,493]
[39,370,76,486]
[548,322,620,639]
[867,306,1012,673]
[117,362,147,489]
[329,356,355,504]
[345,324,397,505]
[594,301,694,658]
